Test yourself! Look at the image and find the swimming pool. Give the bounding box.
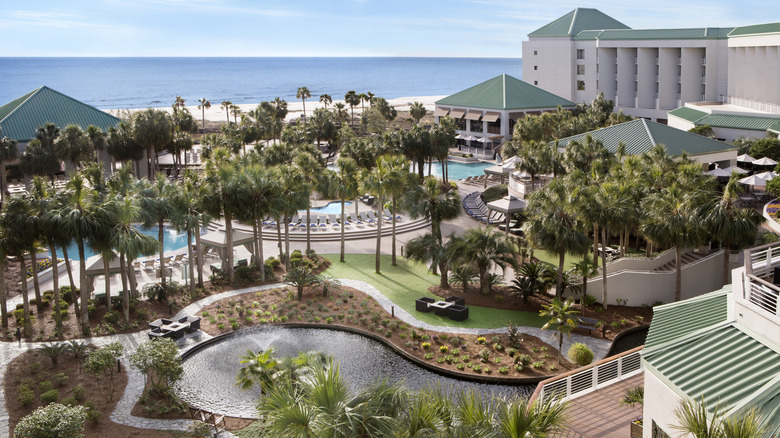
[304,201,353,215]
[427,161,492,180]
[62,225,190,260]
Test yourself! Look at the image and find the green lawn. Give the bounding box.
[322,254,545,329]
[532,250,580,271]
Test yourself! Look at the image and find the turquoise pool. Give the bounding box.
[304,201,353,215]
[428,161,492,180]
[63,225,190,260]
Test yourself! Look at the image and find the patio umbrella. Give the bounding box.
[737,154,756,163]
[501,156,520,168]
[455,133,464,140]
[752,157,778,167]
[721,165,749,175]
[705,168,732,177]
[739,174,770,187]
[755,171,778,181]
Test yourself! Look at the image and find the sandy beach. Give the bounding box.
[103,95,447,123]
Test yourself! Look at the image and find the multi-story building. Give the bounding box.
[522,8,780,128]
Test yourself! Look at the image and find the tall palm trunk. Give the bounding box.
[225,210,235,283]
[102,256,111,309]
[195,231,204,287]
[0,164,7,204]
[18,257,31,338]
[479,266,489,295]
[674,247,682,302]
[76,237,90,334]
[375,196,383,274]
[127,257,138,298]
[30,247,42,311]
[49,242,61,332]
[601,227,608,310]
[391,197,398,266]
[556,251,565,300]
[0,259,7,328]
[158,219,166,286]
[250,222,259,266]
[119,253,130,323]
[340,201,346,263]
[276,220,283,262]
[592,224,599,265]
[306,206,311,254]
[439,260,449,288]
[61,245,80,321]
[186,228,195,295]
[283,213,291,272]
[256,219,265,282]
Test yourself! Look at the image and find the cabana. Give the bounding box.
[200,228,255,270]
[486,195,528,235]
[483,156,520,188]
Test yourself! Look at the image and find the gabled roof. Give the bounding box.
[669,106,780,132]
[730,22,780,37]
[435,74,575,111]
[644,288,730,350]
[0,86,121,142]
[553,119,736,157]
[528,8,629,38]
[574,27,732,41]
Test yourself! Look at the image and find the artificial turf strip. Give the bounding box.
[322,254,545,329]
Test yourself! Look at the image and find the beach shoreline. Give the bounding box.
[103,95,447,123]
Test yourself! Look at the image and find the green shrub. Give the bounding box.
[568,343,594,366]
[17,385,35,407]
[14,403,87,438]
[38,380,53,393]
[53,373,69,388]
[28,361,40,375]
[41,389,59,404]
[515,354,532,367]
[439,345,448,353]
[87,304,97,318]
[104,310,120,325]
[482,184,507,203]
[61,395,77,406]
[84,400,100,425]
[72,385,86,402]
[231,322,240,330]
[583,294,598,307]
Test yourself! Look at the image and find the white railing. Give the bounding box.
[530,346,644,403]
[743,242,780,317]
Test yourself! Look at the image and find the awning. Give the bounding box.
[449,109,466,119]
[483,112,500,123]
[465,110,483,121]
[433,107,450,117]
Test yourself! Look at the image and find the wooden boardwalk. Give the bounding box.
[555,372,644,438]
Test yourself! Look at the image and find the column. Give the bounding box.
[637,48,658,109]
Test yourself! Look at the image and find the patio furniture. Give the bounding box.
[180,315,202,333]
[148,318,173,329]
[448,304,469,321]
[575,316,600,334]
[428,300,455,316]
[415,297,435,312]
[446,296,465,306]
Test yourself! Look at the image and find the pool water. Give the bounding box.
[427,161,492,180]
[61,225,190,260]
[305,201,353,215]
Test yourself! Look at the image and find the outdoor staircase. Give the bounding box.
[653,251,709,272]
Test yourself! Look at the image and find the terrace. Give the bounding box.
[734,242,780,339]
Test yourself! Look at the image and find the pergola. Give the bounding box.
[486,195,528,235]
[483,156,520,188]
[83,252,125,294]
[200,228,255,269]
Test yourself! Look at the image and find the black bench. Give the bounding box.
[448,305,469,321]
[445,296,465,306]
[415,297,435,312]
[576,316,599,334]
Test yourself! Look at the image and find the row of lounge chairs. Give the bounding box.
[262,210,401,231]
[133,247,219,272]
[462,192,506,224]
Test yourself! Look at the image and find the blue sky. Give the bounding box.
[0,0,773,57]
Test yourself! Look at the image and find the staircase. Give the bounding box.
[653,251,709,272]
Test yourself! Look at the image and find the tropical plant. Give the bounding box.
[197,98,211,130]
[139,176,176,286]
[570,257,599,312]
[621,386,644,408]
[673,397,766,438]
[319,276,341,297]
[284,266,322,301]
[14,403,87,438]
[511,260,551,304]
[344,90,361,125]
[236,348,280,392]
[540,298,579,363]
[409,101,427,124]
[319,94,332,110]
[0,130,18,203]
[221,100,233,123]
[131,108,173,179]
[449,265,478,294]
[19,139,60,182]
[54,124,93,169]
[406,233,456,288]
[37,342,68,366]
[296,86,312,119]
[454,227,518,295]
[402,175,460,244]
[326,157,360,262]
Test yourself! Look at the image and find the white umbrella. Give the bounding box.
[706,168,731,177]
[755,171,778,181]
[752,157,778,166]
[476,137,489,143]
[455,133,464,140]
[463,136,477,142]
[737,154,756,163]
[739,174,770,187]
[500,156,520,168]
[721,165,749,174]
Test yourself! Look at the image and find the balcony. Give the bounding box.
[742,243,780,318]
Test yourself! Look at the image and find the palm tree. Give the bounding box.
[511,260,551,304]
[332,102,349,124]
[296,87,312,119]
[381,155,410,266]
[641,183,709,302]
[327,157,360,262]
[402,176,460,245]
[139,176,176,286]
[169,174,209,293]
[19,139,60,183]
[319,94,332,110]
[406,232,459,288]
[515,140,553,190]
[284,266,322,301]
[86,125,107,165]
[454,227,518,295]
[362,156,396,274]
[197,98,211,130]
[524,177,590,299]
[344,90,360,125]
[0,130,18,203]
[230,104,242,124]
[540,298,579,363]
[591,181,631,309]
[236,165,278,281]
[570,257,599,312]
[2,199,36,337]
[221,100,233,123]
[201,158,243,282]
[54,124,93,170]
[673,398,766,438]
[449,265,478,294]
[276,165,310,271]
[294,152,324,255]
[707,173,765,285]
[409,102,427,124]
[236,348,280,392]
[35,122,60,150]
[131,109,173,180]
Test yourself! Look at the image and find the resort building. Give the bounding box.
[668,104,780,142]
[640,243,780,437]
[522,8,780,129]
[434,74,575,158]
[0,86,121,179]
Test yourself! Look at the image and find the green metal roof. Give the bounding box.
[668,106,780,132]
[574,27,732,41]
[729,22,780,37]
[644,288,729,350]
[643,323,780,436]
[667,107,708,123]
[0,86,121,142]
[528,8,629,38]
[553,119,736,157]
[435,74,575,111]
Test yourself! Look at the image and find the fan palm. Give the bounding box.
[591,181,632,309]
[54,124,93,169]
[449,265,479,295]
[139,176,176,286]
[201,158,244,282]
[0,130,18,203]
[197,98,211,130]
[319,94,332,110]
[409,101,427,124]
[296,86,312,119]
[344,90,360,125]
[512,260,551,304]
[454,227,518,295]
[2,197,38,337]
[405,232,456,288]
[276,165,311,271]
[540,297,579,363]
[294,152,325,254]
[570,257,599,312]
[402,175,460,245]
[221,100,233,123]
[327,157,360,262]
[19,139,60,184]
[169,174,210,292]
[236,165,278,281]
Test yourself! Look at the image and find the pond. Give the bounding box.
[176,326,534,418]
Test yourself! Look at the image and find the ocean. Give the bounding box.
[0,57,522,110]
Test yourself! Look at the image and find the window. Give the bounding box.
[577,80,585,91]
[577,65,585,75]
[534,65,538,71]
[534,81,538,85]
[576,49,584,59]
[534,50,538,55]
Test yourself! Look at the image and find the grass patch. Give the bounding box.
[533,251,578,271]
[322,254,545,328]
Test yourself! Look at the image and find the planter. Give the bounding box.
[630,417,643,438]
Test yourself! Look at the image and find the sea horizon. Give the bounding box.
[0,57,523,110]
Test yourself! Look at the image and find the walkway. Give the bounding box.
[555,372,644,438]
[0,279,612,436]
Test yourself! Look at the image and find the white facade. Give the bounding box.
[523,12,780,123]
